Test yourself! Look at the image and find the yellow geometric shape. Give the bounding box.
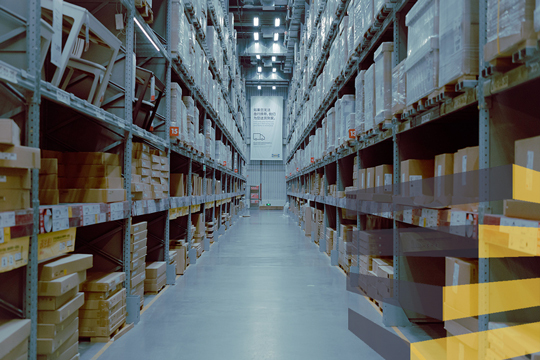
[513,164,540,204]
[443,278,540,320]
[479,224,540,258]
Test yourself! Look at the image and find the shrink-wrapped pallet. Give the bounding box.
[326,108,336,153]
[392,61,407,115]
[347,113,356,140]
[341,95,355,142]
[170,83,185,142]
[322,117,328,156]
[355,70,366,135]
[364,65,375,132]
[335,99,342,148]
[374,42,394,125]
[439,0,479,86]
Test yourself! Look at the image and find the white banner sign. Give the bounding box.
[250,96,283,161]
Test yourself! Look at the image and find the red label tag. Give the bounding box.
[224,161,227,166]
[234,169,238,173]
[348,129,356,138]
[311,157,314,163]
[170,127,179,137]
[296,168,299,172]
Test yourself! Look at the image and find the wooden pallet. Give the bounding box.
[82,321,134,343]
[144,284,166,296]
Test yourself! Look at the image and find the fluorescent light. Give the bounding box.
[272,68,276,72]
[254,32,259,41]
[134,18,160,52]
[274,33,279,41]
[256,55,260,59]
[254,17,259,26]
[275,18,280,27]
[257,66,262,72]
[258,85,261,90]
[272,86,276,90]
[272,56,276,62]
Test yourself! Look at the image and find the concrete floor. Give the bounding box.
[81,210,389,360]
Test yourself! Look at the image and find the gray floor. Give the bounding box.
[81,210,389,360]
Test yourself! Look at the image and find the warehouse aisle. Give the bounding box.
[83,211,387,360]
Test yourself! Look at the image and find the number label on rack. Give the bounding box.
[170,127,179,137]
[0,64,17,84]
[56,89,71,105]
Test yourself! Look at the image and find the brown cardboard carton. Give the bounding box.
[84,283,122,301]
[130,230,147,244]
[130,264,145,278]
[132,143,150,153]
[63,165,121,178]
[132,151,150,161]
[131,238,147,252]
[79,305,126,328]
[358,168,366,190]
[375,165,393,193]
[37,293,84,324]
[434,153,454,203]
[136,167,151,177]
[39,159,58,175]
[131,246,147,260]
[133,190,152,200]
[130,255,146,270]
[37,312,77,339]
[0,236,29,269]
[0,145,40,169]
[445,257,478,314]
[63,152,119,166]
[0,119,21,146]
[59,177,123,189]
[134,159,151,169]
[79,297,124,319]
[80,272,125,292]
[144,272,166,292]
[39,174,58,189]
[0,168,31,189]
[400,159,435,197]
[3,338,27,360]
[0,319,31,359]
[38,271,86,296]
[0,189,30,211]
[39,190,59,205]
[36,330,78,360]
[452,146,479,199]
[503,199,540,221]
[59,189,126,203]
[81,289,126,311]
[131,222,147,234]
[145,261,166,279]
[39,254,93,281]
[130,267,146,288]
[79,312,126,337]
[131,174,141,183]
[169,244,186,275]
[36,316,78,355]
[515,135,540,171]
[365,167,375,193]
[37,288,78,311]
[41,150,63,162]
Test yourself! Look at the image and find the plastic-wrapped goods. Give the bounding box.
[486,0,534,61]
[186,121,194,146]
[171,1,189,61]
[341,95,355,141]
[347,113,356,139]
[197,133,204,153]
[353,0,363,49]
[362,0,374,38]
[374,42,394,125]
[205,119,212,139]
[322,117,327,156]
[406,0,439,59]
[326,108,336,153]
[536,0,540,32]
[405,38,439,105]
[335,99,342,148]
[194,107,200,147]
[355,70,365,135]
[170,83,183,141]
[392,61,407,115]
[364,65,375,132]
[439,0,479,86]
[374,0,389,18]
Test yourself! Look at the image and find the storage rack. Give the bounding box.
[0,0,247,357]
[285,0,540,346]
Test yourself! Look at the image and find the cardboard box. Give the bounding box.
[400,159,435,197]
[37,228,76,261]
[133,190,152,200]
[79,305,126,328]
[145,261,166,279]
[503,199,540,220]
[445,257,478,314]
[132,143,150,153]
[131,238,147,252]
[63,165,121,178]
[130,230,147,244]
[40,159,58,175]
[0,237,29,272]
[515,135,540,171]
[130,255,146,270]
[41,150,63,161]
[365,167,375,193]
[37,287,78,311]
[0,145,40,169]
[132,151,150,161]
[0,168,31,189]
[39,174,58,189]
[80,272,125,292]
[37,293,84,324]
[63,152,119,166]
[131,222,147,234]
[39,190,59,205]
[59,177,123,189]
[3,338,27,360]
[452,147,479,198]
[0,319,31,359]
[130,264,146,279]
[130,267,145,288]
[79,297,124,319]
[84,283,123,301]
[131,246,147,260]
[134,159,151,169]
[169,244,186,275]
[358,168,366,190]
[0,119,20,146]
[36,330,78,360]
[38,271,86,296]
[375,165,393,193]
[79,313,126,338]
[36,316,78,355]
[37,312,77,339]
[81,288,126,311]
[144,272,166,292]
[59,189,125,203]
[434,153,454,202]
[0,189,30,211]
[39,254,93,281]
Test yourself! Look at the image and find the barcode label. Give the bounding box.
[52,218,69,232]
[56,89,71,105]
[0,212,15,227]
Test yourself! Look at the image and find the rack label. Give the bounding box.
[52,218,69,232]
[170,127,179,137]
[0,212,15,228]
[56,89,71,105]
[0,64,17,84]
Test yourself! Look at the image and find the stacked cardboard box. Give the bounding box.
[192,213,205,243]
[168,250,177,274]
[40,152,60,205]
[132,144,169,200]
[392,60,407,117]
[170,173,186,197]
[205,222,215,242]
[59,152,125,203]
[79,272,127,339]
[150,150,169,199]
[169,240,187,275]
[0,119,40,211]
[130,222,147,309]
[314,210,324,244]
[0,319,30,360]
[325,228,336,256]
[338,225,356,270]
[144,262,166,294]
[452,146,479,210]
[37,254,92,359]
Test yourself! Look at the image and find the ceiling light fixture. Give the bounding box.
[257,66,262,73]
[272,68,276,72]
[274,33,279,41]
[272,56,276,62]
[256,54,260,59]
[272,86,276,90]
[258,85,261,90]
[275,18,280,27]
[254,17,259,26]
[134,18,160,52]
[254,32,259,41]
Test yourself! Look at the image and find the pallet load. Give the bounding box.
[170,82,187,144]
[37,254,93,359]
[205,221,216,243]
[326,228,335,256]
[192,213,205,243]
[364,64,375,133]
[438,0,479,88]
[131,143,152,200]
[149,149,169,199]
[182,96,195,148]
[130,221,148,309]
[40,152,60,206]
[169,239,187,275]
[170,173,186,197]
[340,95,356,145]
[484,0,535,63]
[326,107,336,154]
[0,319,31,360]
[374,42,394,129]
[391,61,407,118]
[79,272,127,342]
[405,0,439,106]
[338,225,356,272]
[168,250,178,274]
[59,152,125,204]
[144,262,167,294]
[0,119,40,211]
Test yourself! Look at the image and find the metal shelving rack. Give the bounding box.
[0,0,247,356]
[286,0,540,349]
